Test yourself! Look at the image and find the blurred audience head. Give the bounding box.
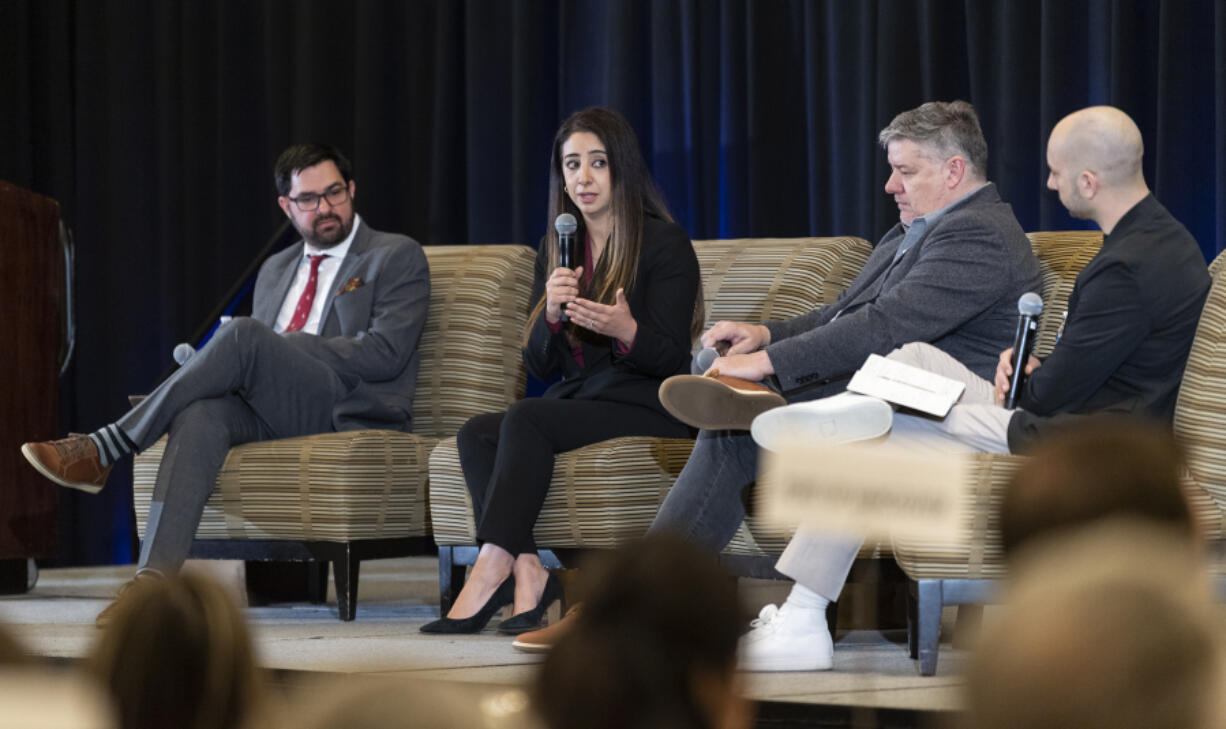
[965,521,1225,729]
[534,534,751,729]
[1001,417,1197,560]
[87,572,262,729]
[292,677,536,729]
[0,668,116,729]
[0,622,30,666]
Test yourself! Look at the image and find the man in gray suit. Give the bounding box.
[651,101,1040,561]
[21,144,429,621]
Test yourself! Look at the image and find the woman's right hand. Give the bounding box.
[545,265,584,323]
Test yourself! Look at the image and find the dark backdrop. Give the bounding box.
[3,0,1225,565]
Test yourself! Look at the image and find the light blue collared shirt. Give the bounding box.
[892,183,986,263]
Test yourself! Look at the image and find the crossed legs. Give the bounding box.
[121,318,347,574]
[743,343,1013,670]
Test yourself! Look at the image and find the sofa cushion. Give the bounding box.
[134,430,435,541]
[428,435,694,547]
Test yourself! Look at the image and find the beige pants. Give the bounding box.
[776,342,1014,599]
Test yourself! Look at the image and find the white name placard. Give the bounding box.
[758,442,969,543]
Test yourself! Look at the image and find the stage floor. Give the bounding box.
[0,558,966,721]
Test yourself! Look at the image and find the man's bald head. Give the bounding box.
[1049,106,1145,188]
[1046,106,1150,230]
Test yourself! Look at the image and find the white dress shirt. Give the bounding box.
[274,214,361,335]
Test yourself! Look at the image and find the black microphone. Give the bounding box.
[1006,292,1044,409]
[555,213,578,322]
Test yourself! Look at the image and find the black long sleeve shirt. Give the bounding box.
[1008,195,1210,452]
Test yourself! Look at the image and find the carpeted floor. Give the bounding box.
[0,557,967,714]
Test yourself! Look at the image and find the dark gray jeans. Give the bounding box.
[649,375,845,552]
[648,427,760,551]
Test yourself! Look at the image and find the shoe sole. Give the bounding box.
[20,443,105,494]
[750,396,893,451]
[659,375,786,431]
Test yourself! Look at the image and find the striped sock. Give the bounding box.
[88,424,136,467]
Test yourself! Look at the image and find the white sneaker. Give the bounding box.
[738,603,834,672]
[749,393,893,452]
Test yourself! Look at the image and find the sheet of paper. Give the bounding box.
[758,442,968,544]
[847,354,965,417]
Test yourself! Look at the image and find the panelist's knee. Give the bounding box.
[457,412,503,454]
[885,341,933,366]
[209,317,276,355]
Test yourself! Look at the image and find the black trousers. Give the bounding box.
[458,397,690,556]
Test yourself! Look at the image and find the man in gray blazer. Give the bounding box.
[21,144,429,622]
[652,102,1039,556]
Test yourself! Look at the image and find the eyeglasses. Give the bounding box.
[288,184,350,211]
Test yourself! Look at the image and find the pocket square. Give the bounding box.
[338,277,364,295]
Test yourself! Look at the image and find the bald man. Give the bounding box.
[736,106,1211,672]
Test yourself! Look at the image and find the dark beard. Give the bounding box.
[299,213,352,248]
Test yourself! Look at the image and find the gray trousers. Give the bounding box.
[117,317,347,574]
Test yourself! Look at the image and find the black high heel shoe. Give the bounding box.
[497,573,564,635]
[420,575,515,634]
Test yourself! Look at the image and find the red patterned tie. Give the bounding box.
[284,254,328,333]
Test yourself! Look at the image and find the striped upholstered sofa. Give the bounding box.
[133,244,536,620]
[427,237,875,609]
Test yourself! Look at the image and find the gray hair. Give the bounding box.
[878,100,988,179]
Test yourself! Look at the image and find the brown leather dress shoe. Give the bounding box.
[658,372,787,431]
[511,605,580,653]
[20,435,112,494]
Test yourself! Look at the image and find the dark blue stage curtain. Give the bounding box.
[3,0,1226,565]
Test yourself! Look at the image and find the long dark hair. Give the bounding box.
[526,107,703,343]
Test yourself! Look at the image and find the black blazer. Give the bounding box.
[523,215,700,416]
[1008,195,1210,452]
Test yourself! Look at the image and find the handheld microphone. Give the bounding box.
[694,341,731,372]
[555,213,578,322]
[1006,292,1043,409]
[173,343,196,366]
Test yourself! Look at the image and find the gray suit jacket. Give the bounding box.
[764,183,1041,397]
[252,220,430,432]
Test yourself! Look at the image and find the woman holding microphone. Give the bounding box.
[421,107,701,635]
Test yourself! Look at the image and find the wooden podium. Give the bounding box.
[0,180,67,590]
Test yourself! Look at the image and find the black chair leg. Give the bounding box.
[308,561,329,604]
[439,547,469,615]
[438,546,454,615]
[333,549,360,621]
[907,587,919,659]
